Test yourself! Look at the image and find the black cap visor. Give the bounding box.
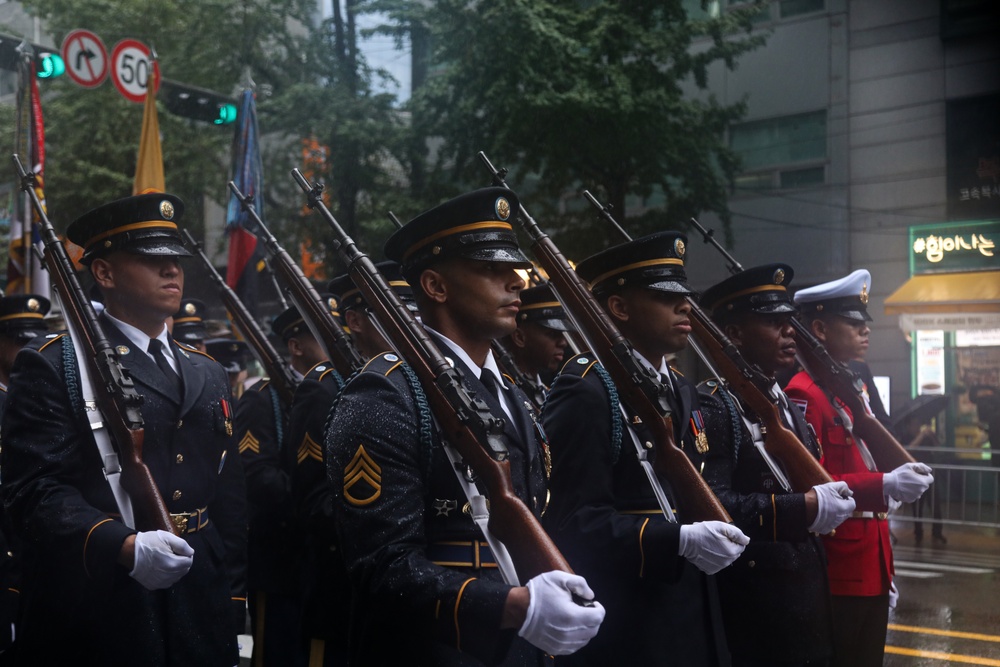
[460,245,533,268]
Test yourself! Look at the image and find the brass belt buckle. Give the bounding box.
[171,513,189,534]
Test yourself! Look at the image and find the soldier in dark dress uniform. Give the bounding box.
[696,264,857,666]
[326,188,605,666]
[0,294,50,660]
[499,284,572,409]
[171,298,209,353]
[284,268,412,666]
[0,193,247,666]
[236,302,329,667]
[541,231,750,667]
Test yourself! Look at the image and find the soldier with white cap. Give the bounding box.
[785,269,934,667]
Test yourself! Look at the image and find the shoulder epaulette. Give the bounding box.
[38,333,67,353]
[174,341,215,361]
[361,352,406,377]
[558,352,600,378]
[698,379,723,396]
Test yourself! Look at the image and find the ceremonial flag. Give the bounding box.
[7,49,51,299]
[133,69,165,195]
[225,89,264,315]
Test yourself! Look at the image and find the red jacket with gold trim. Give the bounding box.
[785,371,892,597]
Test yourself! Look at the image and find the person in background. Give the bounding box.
[785,269,934,667]
[206,338,251,400]
[0,293,50,659]
[498,283,572,409]
[235,302,331,667]
[171,298,209,353]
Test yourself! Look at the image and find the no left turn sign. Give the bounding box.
[111,39,160,104]
[61,29,108,88]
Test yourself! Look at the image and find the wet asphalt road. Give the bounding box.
[886,521,1000,666]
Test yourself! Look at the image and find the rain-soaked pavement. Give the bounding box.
[886,520,1000,666]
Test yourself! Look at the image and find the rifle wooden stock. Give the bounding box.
[687,306,833,491]
[227,181,364,378]
[180,229,297,408]
[479,154,729,523]
[792,320,916,471]
[11,154,175,535]
[291,168,573,583]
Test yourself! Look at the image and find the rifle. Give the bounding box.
[687,217,916,471]
[227,181,364,378]
[11,154,176,535]
[479,153,730,523]
[292,169,575,583]
[583,191,833,492]
[180,228,297,408]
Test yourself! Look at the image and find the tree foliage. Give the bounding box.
[369,0,766,259]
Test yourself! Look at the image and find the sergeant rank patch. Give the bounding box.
[344,444,382,506]
[297,433,324,464]
[238,431,260,454]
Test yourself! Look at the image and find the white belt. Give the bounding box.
[851,511,888,520]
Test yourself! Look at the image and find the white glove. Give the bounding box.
[888,580,899,610]
[678,521,749,575]
[518,571,606,656]
[129,530,195,590]
[887,496,902,513]
[883,462,934,503]
[808,481,856,534]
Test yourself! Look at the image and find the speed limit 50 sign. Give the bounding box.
[111,39,161,103]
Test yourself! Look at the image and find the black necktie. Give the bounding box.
[481,369,502,401]
[148,338,181,394]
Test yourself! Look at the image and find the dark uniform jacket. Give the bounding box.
[285,361,349,658]
[0,320,247,667]
[236,378,299,596]
[0,388,20,658]
[698,380,833,664]
[542,353,729,667]
[326,347,550,667]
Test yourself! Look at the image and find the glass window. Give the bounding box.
[730,110,827,170]
[779,0,824,18]
[780,166,825,188]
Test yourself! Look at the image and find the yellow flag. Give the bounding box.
[133,82,165,195]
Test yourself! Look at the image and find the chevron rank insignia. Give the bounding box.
[238,431,260,454]
[297,433,324,464]
[344,445,382,506]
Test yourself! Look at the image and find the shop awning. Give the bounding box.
[884,272,1000,315]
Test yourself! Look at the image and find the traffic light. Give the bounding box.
[35,50,65,78]
[159,78,237,125]
[0,32,65,78]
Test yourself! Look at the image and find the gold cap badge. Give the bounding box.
[27,298,40,312]
[674,239,686,258]
[860,282,869,305]
[160,200,175,220]
[184,302,197,315]
[773,268,785,284]
[495,197,511,221]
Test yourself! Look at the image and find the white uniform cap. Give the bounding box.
[793,269,872,322]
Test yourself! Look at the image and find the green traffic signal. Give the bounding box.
[215,103,238,125]
[36,52,65,78]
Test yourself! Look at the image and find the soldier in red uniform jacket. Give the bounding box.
[785,269,933,667]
